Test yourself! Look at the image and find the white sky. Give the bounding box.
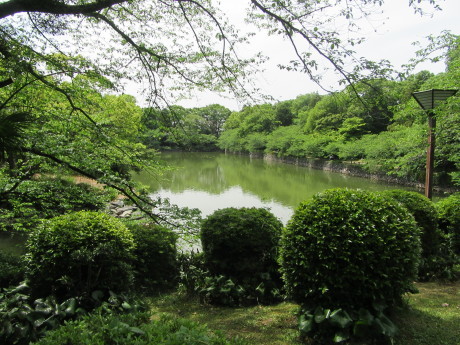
[175,0,460,111]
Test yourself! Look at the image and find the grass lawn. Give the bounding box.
[149,281,460,345]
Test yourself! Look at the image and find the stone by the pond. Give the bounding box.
[109,200,125,208]
[115,205,138,215]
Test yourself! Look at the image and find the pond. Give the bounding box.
[134,152,418,224]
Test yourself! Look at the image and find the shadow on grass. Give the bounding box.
[394,282,460,345]
[149,282,459,345]
[150,294,301,345]
[394,307,459,345]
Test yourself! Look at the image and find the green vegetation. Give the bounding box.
[199,208,284,306]
[25,211,136,299]
[127,221,179,293]
[1,1,459,344]
[149,281,460,345]
[0,251,23,288]
[379,190,457,281]
[212,33,460,188]
[280,189,421,343]
[281,189,421,309]
[201,207,282,281]
[34,310,246,345]
[436,193,460,255]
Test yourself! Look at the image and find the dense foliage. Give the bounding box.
[435,193,460,255]
[201,207,282,281]
[200,207,283,305]
[280,189,422,343]
[0,176,115,233]
[280,189,421,309]
[140,105,231,151]
[0,1,457,344]
[379,190,440,257]
[25,211,135,299]
[215,33,460,187]
[0,281,146,345]
[126,221,179,292]
[379,190,458,281]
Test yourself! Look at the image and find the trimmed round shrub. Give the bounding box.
[200,207,283,281]
[380,190,441,257]
[25,211,135,298]
[436,193,460,255]
[280,189,421,310]
[126,222,178,292]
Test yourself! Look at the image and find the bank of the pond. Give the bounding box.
[235,152,458,194]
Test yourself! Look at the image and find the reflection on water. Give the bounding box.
[157,186,294,223]
[0,232,27,255]
[135,152,416,224]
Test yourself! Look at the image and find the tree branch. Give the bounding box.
[0,78,13,88]
[0,0,128,19]
[23,146,159,221]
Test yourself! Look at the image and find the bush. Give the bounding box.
[25,211,135,299]
[126,221,178,292]
[379,190,440,256]
[34,310,247,345]
[200,207,283,282]
[177,251,208,296]
[0,251,24,288]
[0,177,116,233]
[200,207,283,306]
[380,190,457,281]
[436,193,460,255]
[280,188,421,310]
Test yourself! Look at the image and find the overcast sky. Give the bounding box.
[174,0,460,110]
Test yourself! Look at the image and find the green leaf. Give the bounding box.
[374,314,398,337]
[121,301,132,310]
[329,309,353,329]
[129,326,145,335]
[299,313,315,334]
[314,306,331,323]
[63,298,77,314]
[333,330,350,343]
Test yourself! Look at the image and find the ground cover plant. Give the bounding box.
[0,176,116,233]
[149,281,460,345]
[33,309,247,345]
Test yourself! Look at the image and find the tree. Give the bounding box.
[194,104,231,138]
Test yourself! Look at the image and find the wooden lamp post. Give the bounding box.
[412,89,458,199]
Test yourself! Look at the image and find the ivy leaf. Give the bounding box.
[333,330,350,343]
[299,313,315,334]
[329,309,353,329]
[374,314,398,337]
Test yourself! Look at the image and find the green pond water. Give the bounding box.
[135,152,418,224]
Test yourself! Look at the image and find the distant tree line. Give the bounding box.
[214,38,460,186]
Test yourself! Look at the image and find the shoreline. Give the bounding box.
[232,151,458,195]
